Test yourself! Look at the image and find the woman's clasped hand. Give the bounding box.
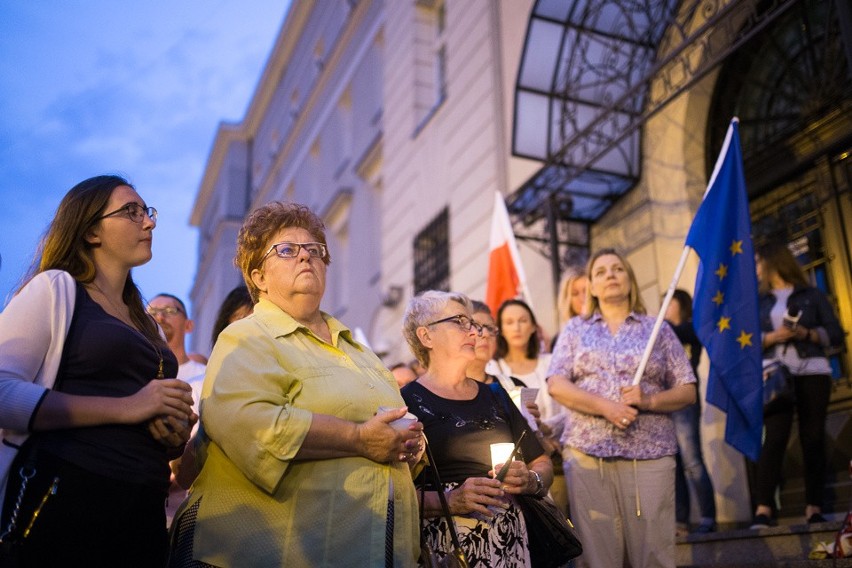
[363,406,424,464]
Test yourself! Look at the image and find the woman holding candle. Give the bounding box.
[401,291,552,567]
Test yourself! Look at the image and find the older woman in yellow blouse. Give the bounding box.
[170,202,423,568]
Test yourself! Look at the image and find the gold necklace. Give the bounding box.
[88,280,164,379]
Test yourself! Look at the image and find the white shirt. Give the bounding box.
[487,354,565,424]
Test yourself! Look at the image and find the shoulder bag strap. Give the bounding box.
[423,441,469,568]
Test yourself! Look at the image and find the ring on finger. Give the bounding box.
[621,418,629,425]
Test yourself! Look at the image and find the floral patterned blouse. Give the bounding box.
[547,312,696,459]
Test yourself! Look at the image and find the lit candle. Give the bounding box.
[490,442,515,476]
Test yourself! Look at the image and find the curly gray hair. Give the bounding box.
[402,290,472,368]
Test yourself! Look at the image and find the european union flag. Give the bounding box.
[685,119,763,461]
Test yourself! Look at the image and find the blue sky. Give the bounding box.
[0,1,290,311]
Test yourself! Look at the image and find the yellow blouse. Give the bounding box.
[185,298,419,567]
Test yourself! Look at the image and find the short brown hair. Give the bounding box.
[235,202,330,302]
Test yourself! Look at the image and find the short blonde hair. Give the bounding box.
[586,248,646,317]
[402,290,472,368]
[235,202,330,302]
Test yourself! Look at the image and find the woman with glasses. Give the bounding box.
[170,202,423,568]
[466,300,503,386]
[0,175,196,566]
[401,291,553,567]
[547,249,696,568]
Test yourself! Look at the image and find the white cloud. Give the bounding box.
[0,0,290,309]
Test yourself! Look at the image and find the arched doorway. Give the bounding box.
[708,0,852,518]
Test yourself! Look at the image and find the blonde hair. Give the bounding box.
[586,248,646,317]
[556,265,587,324]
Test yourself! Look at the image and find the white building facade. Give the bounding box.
[190,0,852,525]
[190,0,555,361]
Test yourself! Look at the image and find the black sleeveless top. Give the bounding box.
[35,287,179,491]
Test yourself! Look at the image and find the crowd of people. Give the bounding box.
[0,175,845,567]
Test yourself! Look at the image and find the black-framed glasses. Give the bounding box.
[97,202,158,224]
[146,306,185,318]
[478,324,499,337]
[425,314,483,335]
[262,241,328,261]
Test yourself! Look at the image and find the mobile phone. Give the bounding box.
[783,309,802,330]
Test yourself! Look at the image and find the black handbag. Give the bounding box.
[763,360,795,414]
[488,383,583,566]
[516,493,583,567]
[0,282,83,567]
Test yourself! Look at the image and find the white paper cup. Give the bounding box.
[490,442,515,474]
[377,406,418,431]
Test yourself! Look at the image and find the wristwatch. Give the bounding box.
[529,470,544,496]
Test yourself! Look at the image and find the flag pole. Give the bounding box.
[630,247,691,386]
[630,117,739,386]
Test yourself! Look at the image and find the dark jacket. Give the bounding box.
[759,285,845,359]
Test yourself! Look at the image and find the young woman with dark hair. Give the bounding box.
[0,175,195,566]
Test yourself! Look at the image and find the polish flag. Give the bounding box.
[486,191,530,316]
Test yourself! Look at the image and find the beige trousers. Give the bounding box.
[562,446,676,568]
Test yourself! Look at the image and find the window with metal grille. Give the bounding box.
[413,207,449,294]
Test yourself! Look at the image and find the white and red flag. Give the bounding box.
[485,191,530,316]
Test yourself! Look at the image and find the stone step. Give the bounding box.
[676,520,850,567]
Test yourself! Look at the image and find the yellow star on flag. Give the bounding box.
[715,263,728,280]
[712,291,724,305]
[717,316,731,332]
[736,330,753,349]
[730,240,744,255]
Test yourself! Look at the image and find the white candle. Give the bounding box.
[490,442,515,475]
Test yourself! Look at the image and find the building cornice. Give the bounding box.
[189,0,317,227]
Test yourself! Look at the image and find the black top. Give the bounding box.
[402,380,544,485]
[669,321,702,374]
[36,288,179,491]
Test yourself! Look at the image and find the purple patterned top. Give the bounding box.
[547,313,696,459]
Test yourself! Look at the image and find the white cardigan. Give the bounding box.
[0,270,77,510]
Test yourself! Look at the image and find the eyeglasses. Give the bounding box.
[146,306,185,317]
[425,314,483,335]
[97,202,158,224]
[478,324,500,337]
[262,241,328,261]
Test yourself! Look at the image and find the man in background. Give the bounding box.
[147,293,206,525]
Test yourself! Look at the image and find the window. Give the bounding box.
[413,207,449,294]
[413,0,447,131]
